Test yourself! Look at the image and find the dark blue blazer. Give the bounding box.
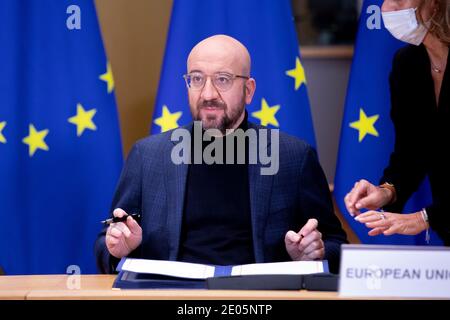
[95,122,348,273]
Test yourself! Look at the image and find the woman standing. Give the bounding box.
[345,0,450,244]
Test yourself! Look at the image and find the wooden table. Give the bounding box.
[0,275,340,300]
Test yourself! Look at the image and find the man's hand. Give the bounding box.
[106,208,142,258]
[344,179,393,216]
[285,219,325,261]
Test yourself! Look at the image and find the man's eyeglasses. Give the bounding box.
[183,72,249,92]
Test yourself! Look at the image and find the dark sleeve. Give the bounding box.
[298,145,348,274]
[94,143,143,274]
[426,203,450,243]
[381,51,427,213]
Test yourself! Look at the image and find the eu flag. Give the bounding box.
[151,0,316,148]
[0,0,123,274]
[334,0,442,245]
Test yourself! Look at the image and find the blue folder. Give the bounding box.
[113,270,207,289]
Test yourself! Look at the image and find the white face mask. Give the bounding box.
[382,7,429,46]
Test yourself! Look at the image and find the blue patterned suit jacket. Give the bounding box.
[95,122,348,273]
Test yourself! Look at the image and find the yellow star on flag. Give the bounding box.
[285,57,307,90]
[99,61,114,93]
[22,124,49,157]
[153,105,182,132]
[68,103,97,137]
[349,108,379,142]
[0,121,6,144]
[251,98,280,127]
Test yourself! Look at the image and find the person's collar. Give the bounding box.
[236,110,248,131]
[223,110,248,134]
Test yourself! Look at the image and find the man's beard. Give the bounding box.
[193,98,245,133]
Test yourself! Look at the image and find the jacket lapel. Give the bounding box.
[165,124,191,260]
[248,122,274,263]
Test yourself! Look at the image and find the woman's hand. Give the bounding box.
[354,210,429,236]
[344,179,394,216]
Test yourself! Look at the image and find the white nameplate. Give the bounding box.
[339,244,450,298]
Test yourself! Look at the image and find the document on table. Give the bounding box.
[118,258,328,279]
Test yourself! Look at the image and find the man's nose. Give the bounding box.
[200,77,219,101]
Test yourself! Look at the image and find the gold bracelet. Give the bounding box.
[379,182,397,205]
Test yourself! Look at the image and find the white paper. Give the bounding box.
[121,258,215,279]
[120,258,326,279]
[231,260,325,276]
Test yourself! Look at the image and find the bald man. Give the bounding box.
[95,35,347,274]
[186,35,254,133]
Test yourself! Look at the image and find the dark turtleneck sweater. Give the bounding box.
[178,113,255,265]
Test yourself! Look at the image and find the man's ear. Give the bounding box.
[244,78,256,105]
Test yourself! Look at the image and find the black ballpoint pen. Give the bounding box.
[101,213,141,225]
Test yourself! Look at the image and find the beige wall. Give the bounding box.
[95,0,172,156]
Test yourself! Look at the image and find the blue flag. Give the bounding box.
[0,0,123,274]
[334,0,442,245]
[151,0,316,148]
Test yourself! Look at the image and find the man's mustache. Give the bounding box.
[198,100,226,109]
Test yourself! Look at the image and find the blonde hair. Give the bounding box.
[418,0,450,45]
